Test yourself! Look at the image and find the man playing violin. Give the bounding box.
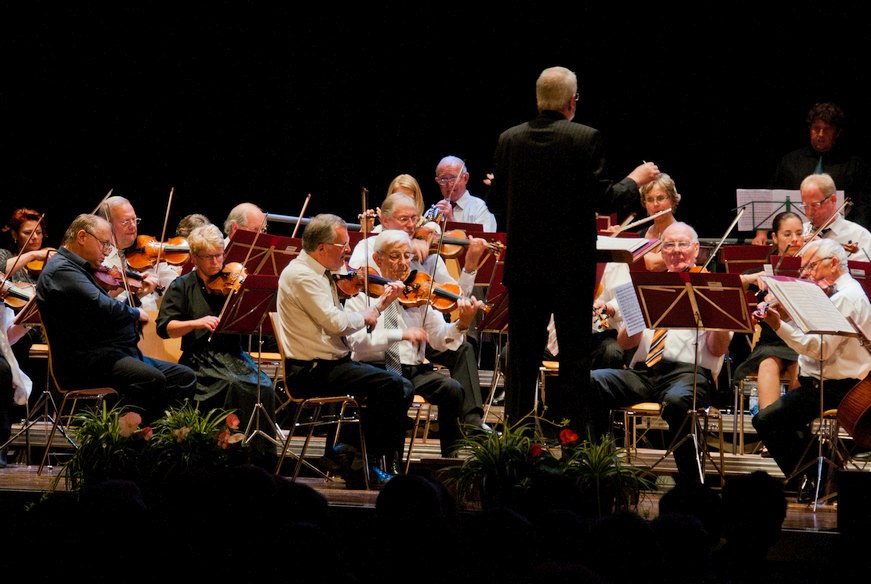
[798,173,871,262]
[349,193,493,431]
[99,196,175,310]
[589,222,733,484]
[753,238,871,501]
[155,224,278,464]
[35,214,197,425]
[346,230,485,457]
[430,155,497,231]
[276,213,415,486]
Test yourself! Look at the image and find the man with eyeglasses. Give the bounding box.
[796,173,871,262]
[589,222,733,484]
[99,195,174,310]
[431,155,497,231]
[754,238,871,502]
[348,193,493,431]
[35,214,197,425]
[277,214,415,487]
[487,65,660,433]
[346,230,484,458]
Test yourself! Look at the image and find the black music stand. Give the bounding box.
[632,270,754,483]
[762,275,860,510]
[224,227,300,277]
[210,273,282,449]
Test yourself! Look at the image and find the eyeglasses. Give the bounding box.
[391,214,420,224]
[643,195,669,205]
[661,241,694,251]
[382,252,415,262]
[435,175,462,186]
[574,92,579,102]
[83,230,114,252]
[196,252,224,262]
[326,241,350,249]
[798,196,833,211]
[800,256,834,273]
[118,217,142,228]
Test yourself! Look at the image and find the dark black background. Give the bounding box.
[4,4,870,244]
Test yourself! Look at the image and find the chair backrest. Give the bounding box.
[42,324,116,396]
[268,311,299,404]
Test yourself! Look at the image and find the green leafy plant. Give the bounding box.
[54,400,248,493]
[440,413,657,517]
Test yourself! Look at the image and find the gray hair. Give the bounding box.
[800,173,837,198]
[802,238,848,270]
[536,66,577,112]
[302,214,346,253]
[373,229,412,253]
[63,214,108,245]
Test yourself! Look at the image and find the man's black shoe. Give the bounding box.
[320,443,358,475]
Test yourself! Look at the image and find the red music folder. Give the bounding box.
[224,228,301,277]
[212,274,279,336]
[631,271,753,333]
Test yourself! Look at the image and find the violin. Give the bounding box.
[205,262,247,295]
[125,235,191,270]
[413,226,505,259]
[25,247,57,275]
[333,267,401,300]
[0,276,35,309]
[398,271,490,314]
[93,264,144,292]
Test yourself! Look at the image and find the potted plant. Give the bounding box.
[439,414,657,517]
[53,400,249,497]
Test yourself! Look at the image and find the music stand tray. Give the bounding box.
[631,270,753,483]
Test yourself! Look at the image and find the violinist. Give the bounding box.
[0,208,53,286]
[346,230,485,457]
[276,213,414,487]
[734,211,803,427]
[753,238,871,501]
[363,174,427,234]
[589,222,733,484]
[155,224,277,463]
[430,155,497,231]
[348,193,493,431]
[98,196,173,310]
[222,202,267,246]
[0,208,51,371]
[35,214,196,425]
[797,173,871,262]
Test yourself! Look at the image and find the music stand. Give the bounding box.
[224,227,300,277]
[632,270,754,483]
[761,275,860,510]
[210,273,282,449]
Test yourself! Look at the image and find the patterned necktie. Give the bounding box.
[644,328,668,367]
[546,314,559,356]
[383,301,403,376]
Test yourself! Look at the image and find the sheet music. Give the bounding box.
[615,280,646,337]
[597,235,651,253]
[761,276,856,336]
[736,189,844,231]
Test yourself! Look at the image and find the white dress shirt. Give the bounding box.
[629,327,733,377]
[775,272,871,380]
[804,214,871,262]
[450,190,498,232]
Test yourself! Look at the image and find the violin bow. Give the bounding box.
[791,196,852,263]
[361,187,373,332]
[95,193,137,311]
[150,186,176,296]
[91,188,114,215]
[701,206,745,272]
[291,194,311,239]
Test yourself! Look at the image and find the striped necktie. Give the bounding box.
[383,301,403,376]
[644,328,667,367]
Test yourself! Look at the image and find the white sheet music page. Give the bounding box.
[614,280,646,337]
[760,276,856,336]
